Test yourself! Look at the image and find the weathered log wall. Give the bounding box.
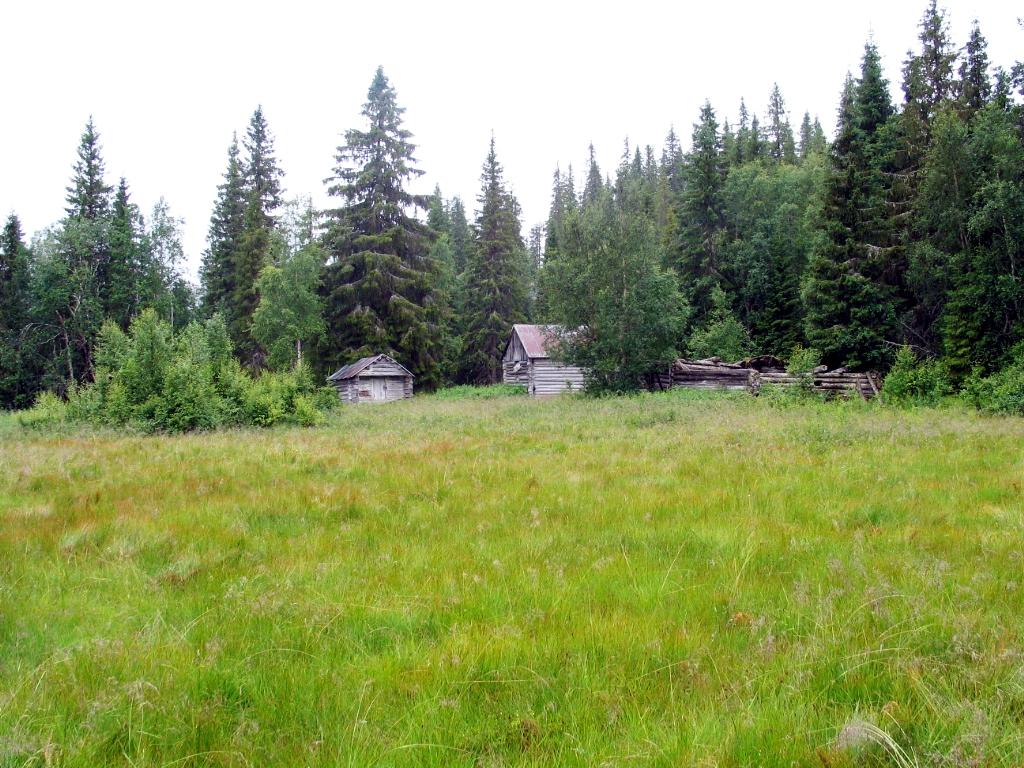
[665,359,881,399]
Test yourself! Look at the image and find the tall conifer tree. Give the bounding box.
[804,46,899,370]
[201,135,246,320]
[0,214,33,408]
[106,178,145,328]
[321,67,442,386]
[460,137,529,384]
[676,101,727,327]
[64,118,112,222]
[766,84,797,163]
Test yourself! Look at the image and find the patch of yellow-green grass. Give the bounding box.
[1,392,1023,766]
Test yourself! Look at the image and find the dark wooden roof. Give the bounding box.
[326,354,414,382]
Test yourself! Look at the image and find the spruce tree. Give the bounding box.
[747,114,765,161]
[661,126,684,194]
[321,67,443,386]
[582,143,604,207]
[0,214,33,408]
[427,184,450,233]
[242,106,284,228]
[65,117,112,222]
[200,135,246,320]
[734,99,751,165]
[721,120,736,169]
[676,101,727,327]
[460,137,529,384]
[798,112,814,159]
[47,118,112,383]
[958,21,991,117]
[105,178,145,329]
[766,84,797,163]
[901,0,957,155]
[219,107,286,363]
[803,51,899,370]
[447,197,471,276]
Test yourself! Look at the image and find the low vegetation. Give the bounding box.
[2,392,1023,766]
[17,310,337,434]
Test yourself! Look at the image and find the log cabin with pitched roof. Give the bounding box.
[326,354,414,404]
[502,324,586,396]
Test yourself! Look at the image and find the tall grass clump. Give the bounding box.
[431,383,528,400]
[25,310,337,432]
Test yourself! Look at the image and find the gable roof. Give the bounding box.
[326,354,414,382]
[507,324,565,359]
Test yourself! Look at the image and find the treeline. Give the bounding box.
[537,3,1024,390]
[2,1,1023,413]
[0,119,193,409]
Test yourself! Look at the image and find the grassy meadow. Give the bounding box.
[1,391,1023,767]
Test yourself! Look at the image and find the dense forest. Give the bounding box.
[2,1,1023,409]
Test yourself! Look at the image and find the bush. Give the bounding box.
[882,346,951,406]
[758,345,823,405]
[961,346,1024,416]
[687,287,752,362]
[38,310,336,433]
[18,391,68,428]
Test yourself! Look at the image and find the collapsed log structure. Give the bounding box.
[660,357,881,399]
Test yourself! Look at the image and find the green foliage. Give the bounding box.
[881,346,951,405]
[252,244,326,370]
[786,344,822,375]
[720,157,824,355]
[758,344,824,404]
[0,214,34,409]
[17,390,68,428]
[459,137,530,384]
[961,345,1024,415]
[687,286,752,361]
[201,135,246,322]
[51,309,334,432]
[542,197,685,393]
[320,67,443,388]
[674,101,727,325]
[803,47,899,371]
[430,383,527,400]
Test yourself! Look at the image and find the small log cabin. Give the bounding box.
[326,354,414,404]
[502,324,586,396]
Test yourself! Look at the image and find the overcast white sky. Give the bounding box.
[1,1,1020,280]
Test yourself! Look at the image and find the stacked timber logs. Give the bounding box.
[668,358,755,391]
[664,358,881,399]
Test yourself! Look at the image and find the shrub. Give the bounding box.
[35,310,336,433]
[786,345,822,377]
[882,346,951,406]
[961,346,1024,416]
[18,391,67,428]
[759,345,823,405]
[687,287,752,362]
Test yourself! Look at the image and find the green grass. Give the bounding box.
[1,391,1023,767]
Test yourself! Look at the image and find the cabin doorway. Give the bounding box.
[369,378,388,401]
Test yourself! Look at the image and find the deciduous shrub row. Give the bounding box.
[882,344,1024,416]
[21,310,337,432]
